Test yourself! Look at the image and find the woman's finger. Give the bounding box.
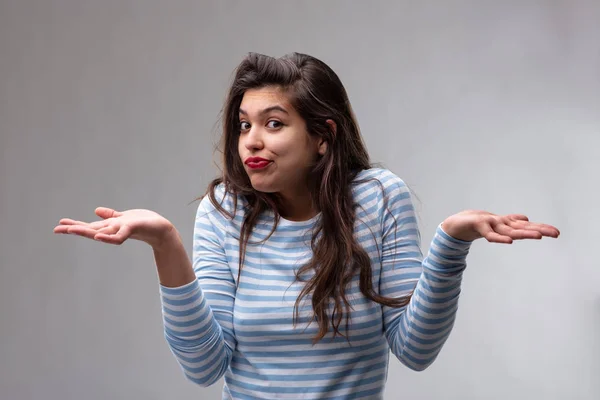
[95,224,132,245]
[494,223,542,240]
[505,220,560,237]
[485,231,513,244]
[477,222,513,244]
[54,225,70,234]
[507,214,529,221]
[64,225,100,240]
[88,219,111,230]
[57,218,90,226]
[530,224,560,237]
[97,225,119,235]
[95,207,122,219]
[535,223,560,237]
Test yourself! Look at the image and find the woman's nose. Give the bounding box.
[244,127,264,151]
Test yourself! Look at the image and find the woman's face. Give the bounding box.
[237,86,326,197]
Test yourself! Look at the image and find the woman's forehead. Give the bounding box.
[239,87,292,113]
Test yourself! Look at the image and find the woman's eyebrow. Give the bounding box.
[239,105,289,116]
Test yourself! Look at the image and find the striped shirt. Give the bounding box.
[159,168,472,399]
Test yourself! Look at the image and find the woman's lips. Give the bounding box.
[245,157,272,170]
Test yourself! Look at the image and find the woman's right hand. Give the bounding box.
[53,207,175,249]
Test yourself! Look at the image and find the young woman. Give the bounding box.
[54,52,560,399]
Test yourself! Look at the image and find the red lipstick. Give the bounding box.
[245,157,272,170]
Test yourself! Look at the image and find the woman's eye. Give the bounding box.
[267,120,282,129]
[240,121,250,131]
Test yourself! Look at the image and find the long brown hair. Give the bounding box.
[205,52,411,343]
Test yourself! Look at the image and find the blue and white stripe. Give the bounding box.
[160,168,471,399]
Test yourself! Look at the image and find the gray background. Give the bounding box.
[1,1,598,399]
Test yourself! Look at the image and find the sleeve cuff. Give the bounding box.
[437,223,474,249]
[159,277,200,297]
[423,224,473,274]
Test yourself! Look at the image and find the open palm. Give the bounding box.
[442,210,560,243]
[54,207,173,248]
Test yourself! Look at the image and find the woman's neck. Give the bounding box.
[276,188,318,222]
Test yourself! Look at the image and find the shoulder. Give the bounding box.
[197,182,247,223]
[351,167,417,230]
[352,167,411,202]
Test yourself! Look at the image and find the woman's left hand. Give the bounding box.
[441,210,560,244]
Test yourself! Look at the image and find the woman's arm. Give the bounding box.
[159,196,237,387]
[379,174,559,371]
[378,176,471,371]
[153,228,197,288]
[53,194,238,386]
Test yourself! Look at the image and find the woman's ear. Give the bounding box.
[326,119,337,136]
[318,139,328,156]
[319,119,337,156]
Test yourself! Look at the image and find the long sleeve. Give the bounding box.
[379,175,472,371]
[159,194,237,386]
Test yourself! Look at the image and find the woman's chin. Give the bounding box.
[249,179,277,194]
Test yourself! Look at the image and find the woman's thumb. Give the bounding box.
[95,207,121,219]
